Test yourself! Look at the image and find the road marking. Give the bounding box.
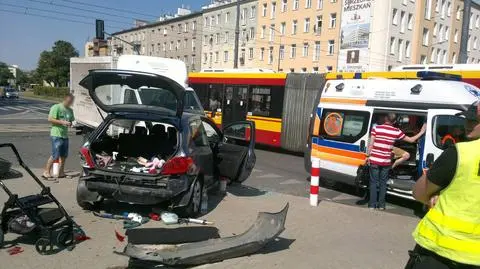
[7,106,23,111]
[252,168,263,173]
[0,107,9,111]
[280,179,304,185]
[257,173,283,179]
[16,106,31,110]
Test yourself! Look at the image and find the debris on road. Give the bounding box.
[7,246,24,255]
[116,203,289,266]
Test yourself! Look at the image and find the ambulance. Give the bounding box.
[307,72,480,199]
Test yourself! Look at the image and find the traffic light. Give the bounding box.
[96,19,105,40]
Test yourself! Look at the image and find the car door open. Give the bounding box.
[217,121,256,183]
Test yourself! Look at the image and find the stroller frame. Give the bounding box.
[0,143,75,255]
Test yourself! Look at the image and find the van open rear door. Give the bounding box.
[423,109,466,170]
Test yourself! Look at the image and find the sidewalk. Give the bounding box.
[0,169,419,269]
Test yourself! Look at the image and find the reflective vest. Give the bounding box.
[441,134,457,146]
[413,139,480,265]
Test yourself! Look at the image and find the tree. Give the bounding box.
[36,40,79,87]
[0,62,14,86]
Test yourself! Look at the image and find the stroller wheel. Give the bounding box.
[35,238,53,255]
[56,228,74,248]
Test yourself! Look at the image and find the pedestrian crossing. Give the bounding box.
[0,100,51,114]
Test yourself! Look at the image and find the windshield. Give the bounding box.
[6,88,16,92]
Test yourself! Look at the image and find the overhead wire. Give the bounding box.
[60,0,159,19]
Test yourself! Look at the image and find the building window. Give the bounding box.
[421,55,427,64]
[290,44,297,58]
[468,35,472,51]
[293,0,299,10]
[249,48,254,59]
[279,45,285,59]
[435,0,440,13]
[317,0,323,9]
[390,37,396,54]
[408,13,413,30]
[444,26,449,41]
[315,16,323,34]
[170,41,174,51]
[436,48,442,64]
[454,29,458,43]
[204,17,208,27]
[306,0,312,8]
[249,27,255,40]
[422,28,429,46]
[425,0,432,19]
[304,18,311,32]
[262,3,268,17]
[303,43,309,57]
[431,49,436,63]
[405,41,411,58]
[292,20,298,35]
[441,0,446,18]
[442,50,447,64]
[398,39,404,61]
[400,11,406,33]
[184,39,188,49]
[271,2,276,18]
[261,25,266,38]
[290,68,295,73]
[438,24,443,42]
[251,6,256,18]
[260,47,265,60]
[281,0,288,12]
[268,47,274,64]
[269,25,275,41]
[474,37,478,50]
[224,51,229,62]
[225,32,229,43]
[327,40,335,55]
[433,23,438,36]
[456,5,461,20]
[192,39,196,51]
[215,33,219,44]
[241,8,247,24]
[329,13,337,28]
[392,8,398,25]
[452,52,457,63]
[213,51,218,63]
[476,15,480,28]
[226,12,230,23]
[280,22,286,35]
[447,2,451,16]
[192,21,196,31]
[314,41,321,61]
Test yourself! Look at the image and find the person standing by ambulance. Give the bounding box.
[405,101,480,269]
[42,94,75,179]
[367,113,426,210]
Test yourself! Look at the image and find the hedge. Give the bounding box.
[33,86,69,98]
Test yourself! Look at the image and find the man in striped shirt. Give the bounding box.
[367,113,426,210]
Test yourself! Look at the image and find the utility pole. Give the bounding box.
[459,0,472,63]
[233,0,241,68]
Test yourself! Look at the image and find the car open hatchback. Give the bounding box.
[76,70,256,216]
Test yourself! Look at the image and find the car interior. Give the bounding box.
[89,120,178,174]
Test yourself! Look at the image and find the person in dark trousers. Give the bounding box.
[405,101,480,269]
[42,94,75,179]
[367,113,426,210]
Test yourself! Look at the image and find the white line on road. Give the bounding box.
[7,106,23,111]
[0,107,9,111]
[257,173,283,179]
[279,179,304,185]
[16,106,31,110]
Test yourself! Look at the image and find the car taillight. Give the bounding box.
[80,147,95,169]
[161,157,194,175]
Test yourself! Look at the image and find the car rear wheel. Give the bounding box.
[0,227,4,247]
[179,178,203,217]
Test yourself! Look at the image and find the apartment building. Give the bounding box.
[201,0,258,69]
[111,8,203,71]
[254,0,342,73]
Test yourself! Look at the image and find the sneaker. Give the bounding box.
[368,207,376,211]
[378,207,386,211]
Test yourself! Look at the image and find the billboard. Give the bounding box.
[337,0,372,72]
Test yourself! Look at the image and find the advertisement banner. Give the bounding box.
[337,0,372,72]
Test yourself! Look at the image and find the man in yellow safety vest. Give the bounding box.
[405,101,480,269]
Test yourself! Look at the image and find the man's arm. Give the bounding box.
[412,147,457,205]
[367,134,375,156]
[402,123,427,143]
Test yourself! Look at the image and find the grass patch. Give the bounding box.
[22,91,62,103]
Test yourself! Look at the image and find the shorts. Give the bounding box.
[51,137,69,160]
[392,147,408,159]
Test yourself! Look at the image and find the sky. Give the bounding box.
[0,0,205,70]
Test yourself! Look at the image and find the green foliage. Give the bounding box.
[0,62,14,86]
[33,86,69,97]
[36,40,79,87]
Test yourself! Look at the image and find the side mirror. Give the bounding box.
[426,153,435,168]
[360,140,366,153]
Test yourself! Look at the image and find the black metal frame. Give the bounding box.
[0,143,75,255]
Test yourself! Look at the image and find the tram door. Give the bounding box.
[222,85,248,127]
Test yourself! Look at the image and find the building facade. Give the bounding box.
[254,0,342,73]
[111,8,203,72]
[201,0,259,69]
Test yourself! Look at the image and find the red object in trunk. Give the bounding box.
[161,157,194,175]
[80,147,95,168]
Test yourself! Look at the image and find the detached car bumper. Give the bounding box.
[82,173,192,205]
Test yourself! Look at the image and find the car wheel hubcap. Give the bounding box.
[192,181,202,212]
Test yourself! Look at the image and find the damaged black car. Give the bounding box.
[76,70,256,216]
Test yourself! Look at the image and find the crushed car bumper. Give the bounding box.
[116,203,289,266]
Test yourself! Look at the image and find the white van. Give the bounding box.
[307,72,480,199]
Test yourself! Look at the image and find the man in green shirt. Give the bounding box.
[43,94,75,179]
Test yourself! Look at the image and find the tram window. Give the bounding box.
[250,87,272,116]
[248,85,284,118]
[209,85,223,111]
[319,110,370,143]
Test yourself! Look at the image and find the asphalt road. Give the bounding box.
[0,104,422,217]
[0,97,52,116]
